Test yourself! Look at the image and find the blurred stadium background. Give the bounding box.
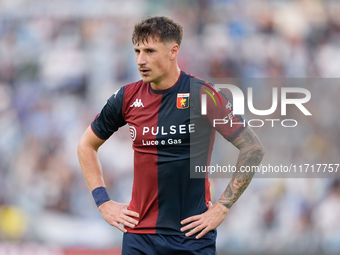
[0,0,340,254]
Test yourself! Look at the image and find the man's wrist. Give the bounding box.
[92,186,111,207]
[218,199,233,210]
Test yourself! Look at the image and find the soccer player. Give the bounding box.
[77,16,265,254]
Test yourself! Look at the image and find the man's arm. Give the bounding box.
[181,126,265,238]
[77,126,139,232]
[218,125,265,208]
[77,126,107,191]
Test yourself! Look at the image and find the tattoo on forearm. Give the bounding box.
[219,128,264,209]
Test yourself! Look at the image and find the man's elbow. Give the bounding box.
[256,144,265,160]
[246,141,265,161]
[77,129,103,157]
[77,133,92,158]
[77,137,85,159]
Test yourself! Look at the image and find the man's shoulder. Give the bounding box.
[182,72,215,92]
[184,72,205,82]
[113,80,147,99]
[123,80,145,90]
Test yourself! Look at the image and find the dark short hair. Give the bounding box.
[132,16,183,46]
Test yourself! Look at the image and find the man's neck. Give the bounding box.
[150,67,181,91]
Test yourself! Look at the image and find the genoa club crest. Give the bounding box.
[177,93,190,109]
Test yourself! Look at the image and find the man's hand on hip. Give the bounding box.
[98,201,139,232]
[180,201,228,239]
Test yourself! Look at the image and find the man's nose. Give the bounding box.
[136,52,147,65]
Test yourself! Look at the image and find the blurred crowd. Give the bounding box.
[0,0,340,254]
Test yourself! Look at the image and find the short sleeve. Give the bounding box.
[202,85,248,142]
[91,87,127,140]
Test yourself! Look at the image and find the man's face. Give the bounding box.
[134,37,174,85]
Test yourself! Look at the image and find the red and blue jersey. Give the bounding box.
[91,71,247,235]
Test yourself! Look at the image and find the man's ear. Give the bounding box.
[169,44,180,60]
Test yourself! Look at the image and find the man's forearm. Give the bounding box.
[218,127,265,209]
[78,144,105,191]
[77,127,106,191]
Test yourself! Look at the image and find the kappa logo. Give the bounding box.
[130,98,144,108]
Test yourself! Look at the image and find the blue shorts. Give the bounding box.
[122,230,217,255]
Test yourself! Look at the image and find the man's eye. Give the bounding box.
[147,50,153,53]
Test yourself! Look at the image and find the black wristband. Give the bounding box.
[92,186,110,207]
